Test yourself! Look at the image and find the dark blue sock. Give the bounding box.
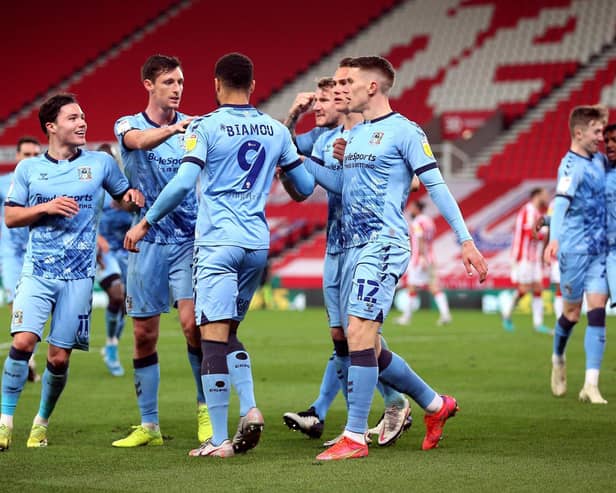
[38,361,68,420]
[187,344,205,404]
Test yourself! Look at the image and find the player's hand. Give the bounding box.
[461,240,488,283]
[124,218,150,253]
[333,138,347,162]
[44,196,79,218]
[121,188,145,212]
[172,116,195,135]
[544,239,558,264]
[289,92,316,118]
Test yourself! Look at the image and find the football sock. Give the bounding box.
[202,340,230,446]
[134,353,160,425]
[1,347,32,425]
[186,344,205,404]
[434,291,451,320]
[378,349,437,410]
[345,349,378,434]
[403,293,417,322]
[503,289,521,320]
[584,308,606,377]
[37,361,69,421]
[105,306,123,340]
[553,315,576,357]
[532,293,544,328]
[310,350,339,421]
[226,332,256,417]
[425,393,444,414]
[553,292,563,320]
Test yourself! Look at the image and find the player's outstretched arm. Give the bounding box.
[279,162,317,201]
[124,162,199,252]
[419,167,487,282]
[5,197,79,228]
[123,117,194,151]
[302,158,343,194]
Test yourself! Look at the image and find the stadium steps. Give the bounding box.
[0,1,190,143]
[459,40,616,179]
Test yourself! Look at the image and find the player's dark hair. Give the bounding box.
[141,54,181,82]
[317,77,335,90]
[569,105,608,136]
[38,93,78,136]
[215,53,254,90]
[16,136,40,152]
[530,187,545,199]
[604,123,616,134]
[348,56,395,92]
[339,57,355,68]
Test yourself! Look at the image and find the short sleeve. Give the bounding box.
[309,132,328,165]
[114,115,138,149]
[182,118,208,168]
[279,128,302,171]
[102,153,130,198]
[399,123,437,175]
[6,162,29,206]
[556,162,582,199]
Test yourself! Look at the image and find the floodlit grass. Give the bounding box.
[1,307,614,492]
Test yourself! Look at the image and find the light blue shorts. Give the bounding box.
[11,275,94,351]
[341,240,409,332]
[323,252,344,328]
[559,251,608,303]
[606,248,616,306]
[126,240,194,317]
[95,250,122,284]
[194,245,268,324]
[1,251,25,303]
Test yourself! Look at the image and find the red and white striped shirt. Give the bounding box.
[410,214,436,266]
[511,201,545,262]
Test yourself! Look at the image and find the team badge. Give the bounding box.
[369,131,384,145]
[13,310,23,326]
[126,296,133,312]
[185,133,197,152]
[421,137,434,158]
[78,167,92,181]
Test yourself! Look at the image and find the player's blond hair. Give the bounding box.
[569,105,609,136]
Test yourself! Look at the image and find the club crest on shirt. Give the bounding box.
[125,296,133,312]
[184,133,197,152]
[78,167,92,181]
[369,131,384,145]
[13,310,23,326]
[38,173,48,181]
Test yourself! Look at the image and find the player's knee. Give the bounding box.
[587,307,606,327]
[11,332,38,353]
[46,356,69,372]
[133,322,158,351]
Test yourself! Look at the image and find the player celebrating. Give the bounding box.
[396,199,452,327]
[124,52,315,458]
[0,137,42,383]
[501,187,551,334]
[111,55,210,447]
[284,89,329,156]
[544,105,609,404]
[303,56,487,460]
[0,94,143,450]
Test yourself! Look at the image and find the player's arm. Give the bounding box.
[5,197,80,228]
[419,167,487,281]
[112,188,144,213]
[302,157,343,194]
[284,92,316,138]
[543,195,569,263]
[122,117,194,151]
[124,161,200,252]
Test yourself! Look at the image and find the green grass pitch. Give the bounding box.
[1,306,614,492]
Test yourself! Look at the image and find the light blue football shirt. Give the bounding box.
[341,112,436,249]
[311,126,346,254]
[6,149,130,279]
[99,192,133,252]
[114,111,197,244]
[296,126,329,156]
[555,150,607,255]
[0,172,29,258]
[182,104,302,249]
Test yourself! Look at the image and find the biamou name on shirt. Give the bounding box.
[223,123,274,137]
